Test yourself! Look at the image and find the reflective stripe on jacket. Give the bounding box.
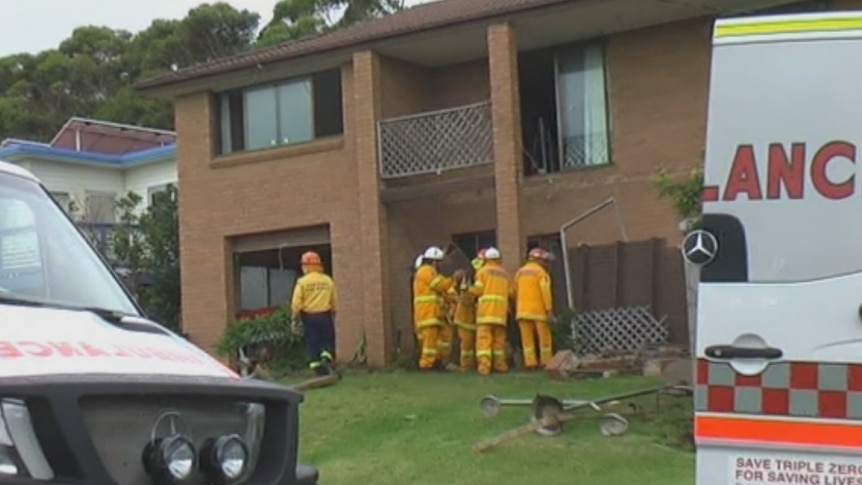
[413,264,453,329]
[514,261,553,321]
[469,262,511,326]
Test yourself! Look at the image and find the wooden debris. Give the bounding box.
[643,358,680,377]
[473,411,578,453]
[292,373,340,392]
[570,368,619,379]
[544,350,580,380]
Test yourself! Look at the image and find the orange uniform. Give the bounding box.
[469,260,511,375]
[513,260,554,368]
[413,263,454,370]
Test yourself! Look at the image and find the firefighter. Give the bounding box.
[291,251,338,376]
[448,249,487,371]
[413,246,465,371]
[514,247,556,370]
[469,246,511,375]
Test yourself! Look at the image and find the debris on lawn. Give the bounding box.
[291,373,340,392]
[544,344,692,383]
[474,384,691,452]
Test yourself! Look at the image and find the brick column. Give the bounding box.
[352,50,391,367]
[488,23,525,274]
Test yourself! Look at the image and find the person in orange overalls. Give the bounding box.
[513,247,556,370]
[469,247,511,375]
[447,249,486,371]
[413,246,464,371]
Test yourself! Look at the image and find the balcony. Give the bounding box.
[377,101,493,180]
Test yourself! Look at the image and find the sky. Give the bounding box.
[0,0,435,57]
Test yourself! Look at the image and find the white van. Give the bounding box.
[692,10,862,485]
[0,159,319,484]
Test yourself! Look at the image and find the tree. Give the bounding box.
[0,1,408,142]
[110,186,181,330]
[257,0,406,47]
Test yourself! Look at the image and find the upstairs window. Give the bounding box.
[216,68,344,155]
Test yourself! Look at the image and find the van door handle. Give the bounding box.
[705,345,783,360]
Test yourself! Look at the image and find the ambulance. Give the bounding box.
[692,10,862,485]
[0,159,319,484]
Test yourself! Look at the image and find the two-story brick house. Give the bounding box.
[136,0,836,366]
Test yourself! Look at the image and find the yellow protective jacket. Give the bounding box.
[469,261,511,326]
[413,264,454,329]
[513,261,553,321]
[291,268,337,314]
[447,280,476,330]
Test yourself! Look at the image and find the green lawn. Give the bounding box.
[287,371,695,485]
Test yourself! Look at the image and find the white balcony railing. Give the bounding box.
[377,101,493,179]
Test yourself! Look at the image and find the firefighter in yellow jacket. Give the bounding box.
[469,246,511,375]
[413,246,464,370]
[291,251,338,376]
[447,249,487,371]
[514,247,556,370]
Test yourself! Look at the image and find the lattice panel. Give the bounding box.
[378,101,493,179]
[561,133,610,168]
[571,305,669,356]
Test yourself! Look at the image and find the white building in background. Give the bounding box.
[0,117,178,222]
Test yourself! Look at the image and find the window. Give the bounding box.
[84,190,116,224]
[217,68,344,155]
[452,230,497,259]
[147,184,172,206]
[555,44,610,169]
[49,191,72,214]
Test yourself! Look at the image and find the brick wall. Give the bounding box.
[174,15,719,366]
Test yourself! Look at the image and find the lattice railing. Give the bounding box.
[561,133,610,168]
[377,101,493,179]
[571,305,669,356]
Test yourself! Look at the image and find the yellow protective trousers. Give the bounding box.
[476,324,508,375]
[417,325,441,370]
[518,319,554,369]
[437,324,454,365]
[457,326,476,371]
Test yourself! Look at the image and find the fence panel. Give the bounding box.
[564,238,688,354]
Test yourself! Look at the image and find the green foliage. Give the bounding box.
[214,307,308,375]
[0,0,404,141]
[653,167,705,221]
[257,0,406,47]
[553,308,578,353]
[215,307,297,357]
[107,185,180,330]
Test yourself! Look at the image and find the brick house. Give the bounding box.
[136,0,831,366]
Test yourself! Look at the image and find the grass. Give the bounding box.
[286,370,695,485]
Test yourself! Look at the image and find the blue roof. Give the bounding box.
[0,142,176,167]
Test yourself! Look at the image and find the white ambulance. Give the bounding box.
[0,160,319,484]
[691,10,862,485]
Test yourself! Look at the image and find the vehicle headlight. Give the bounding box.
[142,435,197,484]
[0,399,54,480]
[200,434,249,484]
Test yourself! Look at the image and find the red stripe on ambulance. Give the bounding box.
[702,141,857,202]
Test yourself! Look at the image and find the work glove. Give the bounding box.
[290,317,303,338]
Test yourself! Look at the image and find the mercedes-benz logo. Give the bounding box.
[681,229,718,266]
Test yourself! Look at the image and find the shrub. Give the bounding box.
[215,307,307,375]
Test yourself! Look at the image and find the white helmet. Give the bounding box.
[422,246,445,261]
[413,254,424,269]
[484,247,501,260]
